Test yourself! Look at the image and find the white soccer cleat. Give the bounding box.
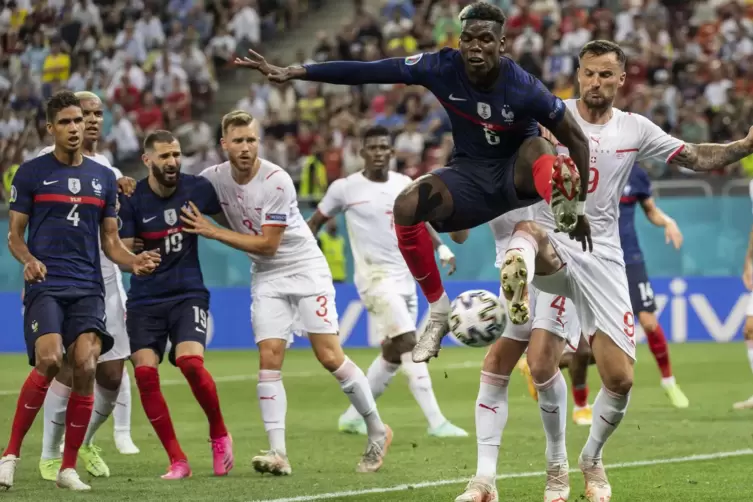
[732,395,753,410]
[549,154,581,234]
[427,421,468,438]
[356,425,393,473]
[251,450,292,476]
[545,462,571,502]
[578,455,611,502]
[412,296,450,362]
[0,455,19,490]
[56,468,91,491]
[500,251,530,325]
[454,475,499,502]
[114,434,140,454]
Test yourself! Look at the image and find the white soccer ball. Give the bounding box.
[449,289,507,348]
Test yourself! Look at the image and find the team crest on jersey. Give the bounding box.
[501,105,515,124]
[404,53,423,66]
[477,102,491,120]
[164,208,178,226]
[9,185,16,203]
[623,185,631,195]
[68,178,81,194]
[91,178,102,196]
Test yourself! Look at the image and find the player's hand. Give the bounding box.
[437,244,457,275]
[664,220,683,249]
[132,237,145,253]
[234,49,301,83]
[23,259,46,283]
[566,214,593,252]
[743,262,753,291]
[181,201,218,238]
[132,250,160,276]
[117,177,137,196]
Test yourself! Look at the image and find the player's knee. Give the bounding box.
[602,372,633,396]
[481,340,516,376]
[258,340,286,371]
[528,357,558,385]
[744,318,753,340]
[383,333,415,363]
[95,361,124,391]
[35,350,64,379]
[513,220,545,240]
[393,188,420,226]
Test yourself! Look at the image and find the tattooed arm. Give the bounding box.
[670,131,753,171]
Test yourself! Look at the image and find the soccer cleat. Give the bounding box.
[454,476,499,502]
[39,457,62,481]
[662,382,689,408]
[428,421,469,438]
[578,455,612,502]
[516,356,538,401]
[161,459,192,479]
[357,424,393,473]
[211,435,234,476]
[412,312,450,363]
[545,462,571,502]
[114,433,140,455]
[733,395,753,410]
[0,455,19,490]
[56,468,91,491]
[572,405,593,426]
[79,444,110,478]
[338,415,368,435]
[251,449,292,476]
[550,154,581,234]
[501,252,530,325]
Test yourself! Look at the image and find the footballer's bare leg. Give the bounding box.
[310,334,392,473]
[638,311,688,408]
[565,336,595,425]
[734,316,753,409]
[39,361,73,480]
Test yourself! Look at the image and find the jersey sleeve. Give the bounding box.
[9,161,36,215]
[117,193,137,239]
[635,114,685,163]
[260,171,295,227]
[518,70,566,130]
[317,178,347,217]
[303,50,442,87]
[631,165,652,200]
[102,169,118,220]
[195,176,222,215]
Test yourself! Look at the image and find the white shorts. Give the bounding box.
[100,274,130,363]
[251,269,339,344]
[499,284,581,351]
[533,239,637,360]
[360,278,417,340]
[747,292,753,317]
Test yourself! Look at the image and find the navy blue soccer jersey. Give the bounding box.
[619,164,652,265]
[119,174,222,306]
[303,48,566,161]
[9,153,118,294]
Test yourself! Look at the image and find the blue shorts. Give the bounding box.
[23,287,111,367]
[626,262,655,314]
[430,156,541,232]
[126,297,209,366]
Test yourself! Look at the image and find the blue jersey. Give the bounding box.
[119,175,222,306]
[618,164,652,265]
[9,153,118,295]
[303,48,566,161]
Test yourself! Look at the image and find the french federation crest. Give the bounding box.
[164,208,177,226]
[477,102,491,120]
[68,178,81,194]
[501,105,515,124]
[91,178,102,196]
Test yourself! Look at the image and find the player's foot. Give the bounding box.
[661,381,689,408]
[733,395,753,410]
[572,405,593,426]
[516,356,538,401]
[454,475,498,502]
[0,455,19,490]
[545,462,570,502]
[501,251,530,325]
[578,455,611,502]
[356,424,393,473]
[211,435,234,476]
[251,449,292,476]
[56,468,91,491]
[79,444,110,478]
[114,433,140,455]
[428,421,468,438]
[161,459,192,480]
[338,415,368,435]
[550,154,581,234]
[412,295,451,362]
[39,457,62,481]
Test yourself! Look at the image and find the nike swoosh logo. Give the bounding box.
[24,404,40,410]
[70,423,86,428]
[43,180,58,185]
[195,327,205,333]
[143,217,156,223]
[449,94,466,101]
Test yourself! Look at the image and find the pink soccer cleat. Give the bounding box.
[161,459,192,480]
[211,435,234,476]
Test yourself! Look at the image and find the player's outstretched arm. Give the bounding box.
[639,198,683,249]
[668,127,753,172]
[426,223,456,275]
[100,217,161,275]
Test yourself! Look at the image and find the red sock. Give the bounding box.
[61,392,94,469]
[572,384,589,408]
[646,325,672,378]
[532,154,556,203]
[2,370,51,457]
[134,366,186,463]
[176,355,228,440]
[395,223,444,303]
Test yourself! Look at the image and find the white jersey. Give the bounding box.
[37,146,123,281]
[317,171,413,290]
[200,160,329,283]
[540,99,685,264]
[489,202,546,269]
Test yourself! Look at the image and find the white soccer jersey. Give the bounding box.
[540,99,685,264]
[200,160,329,282]
[489,202,545,269]
[317,171,413,290]
[37,146,123,282]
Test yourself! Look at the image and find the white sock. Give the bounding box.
[535,371,568,464]
[507,231,539,282]
[113,367,132,436]
[581,386,631,460]
[257,370,287,455]
[332,357,386,439]
[401,352,446,429]
[475,371,510,479]
[746,340,753,375]
[342,356,399,422]
[430,291,451,314]
[84,384,119,445]
[41,379,70,460]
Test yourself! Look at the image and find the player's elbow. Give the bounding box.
[257,239,281,257]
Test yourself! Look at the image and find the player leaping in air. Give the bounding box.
[308,126,468,439]
[0,91,159,491]
[234,1,592,363]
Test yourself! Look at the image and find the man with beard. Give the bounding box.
[117,130,234,480]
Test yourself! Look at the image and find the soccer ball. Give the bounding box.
[449,290,507,348]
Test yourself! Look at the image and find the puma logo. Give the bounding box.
[478,403,499,413]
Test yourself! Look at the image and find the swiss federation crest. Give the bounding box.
[477,102,491,120]
[68,178,81,194]
[164,208,177,226]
